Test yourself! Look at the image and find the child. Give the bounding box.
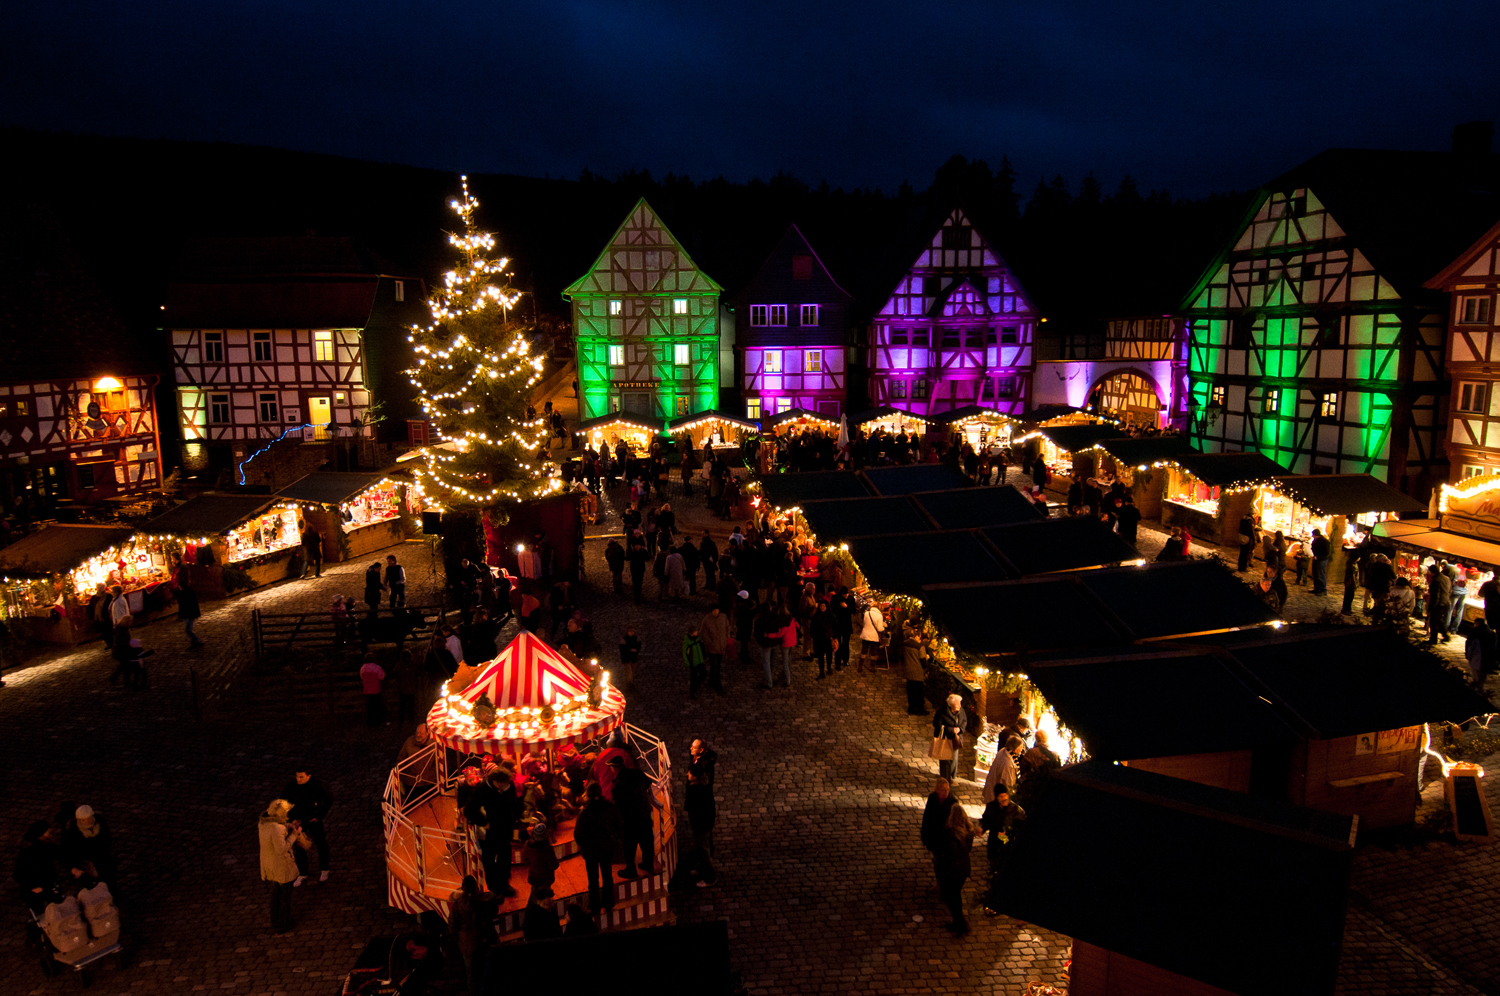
[619,627,641,687]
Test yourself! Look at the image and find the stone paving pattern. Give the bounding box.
[0,475,1497,995]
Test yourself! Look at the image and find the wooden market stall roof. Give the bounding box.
[1268,474,1426,516]
[1093,434,1197,468]
[848,405,934,426]
[143,494,279,538]
[905,486,1042,529]
[575,413,666,434]
[1032,423,1126,453]
[758,470,873,508]
[799,496,933,544]
[666,409,760,433]
[862,463,971,495]
[994,761,1355,996]
[979,517,1139,576]
[1076,559,1279,639]
[1174,450,1287,487]
[764,407,838,430]
[931,404,1019,426]
[277,471,388,506]
[0,524,135,578]
[843,531,1011,593]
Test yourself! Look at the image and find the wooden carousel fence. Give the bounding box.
[249,603,448,657]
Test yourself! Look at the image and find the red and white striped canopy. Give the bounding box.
[426,631,626,756]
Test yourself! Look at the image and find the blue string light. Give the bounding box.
[238,424,313,484]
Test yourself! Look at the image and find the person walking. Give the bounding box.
[177,578,204,649]
[933,693,967,783]
[1310,528,1331,595]
[604,538,626,594]
[385,555,407,609]
[618,627,641,688]
[921,777,958,867]
[775,607,799,688]
[364,562,385,611]
[258,799,298,934]
[810,600,836,679]
[685,738,718,858]
[108,585,130,627]
[665,545,688,600]
[574,786,621,913]
[698,606,729,695]
[680,536,701,595]
[88,582,114,650]
[982,735,1024,803]
[901,621,927,715]
[301,526,324,579]
[933,803,977,935]
[280,768,333,884]
[359,655,386,726]
[610,755,662,879]
[682,626,708,699]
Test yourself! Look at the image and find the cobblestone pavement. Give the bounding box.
[5,480,1500,995]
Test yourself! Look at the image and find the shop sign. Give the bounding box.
[1377,726,1422,755]
[1444,476,1500,542]
[615,381,660,389]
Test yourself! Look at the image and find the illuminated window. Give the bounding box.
[253,332,272,362]
[1319,392,1338,417]
[746,398,762,420]
[769,305,788,326]
[994,376,1017,397]
[764,351,782,374]
[394,280,405,302]
[203,332,224,362]
[15,400,28,416]
[608,344,625,367]
[1458,382,1489,414]
[673,299,688,315]
[314,330,334,362]
[0,403,7,417]
[1264,389,1281,414]
[804,350,821,372]
[792,255,813,280]
[1463,465,1488,479]
[210,395,230,424]
[891,380,907,400]
[800,304,819,327]
[259,393,279,422]
[609,300,622,316]
[676,396,689,416]
[776,397,792,414]
[911,327,930,347]
[673,344,690,366]
[335,392,346,403]
[1211,385,1226,407]
[1460,296,1492,325]
[913,379,930,399]
[750,305,768,326]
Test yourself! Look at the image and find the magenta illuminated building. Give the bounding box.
[867,208,1040,417]
[733,225,852,421]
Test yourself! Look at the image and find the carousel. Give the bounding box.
[383,631,677,937]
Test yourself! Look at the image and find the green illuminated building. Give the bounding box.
[563,200,722,421]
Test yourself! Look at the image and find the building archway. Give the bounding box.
[1086,367,1167,428]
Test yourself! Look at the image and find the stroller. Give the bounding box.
[342,916,446,996]
[28,881,125,982]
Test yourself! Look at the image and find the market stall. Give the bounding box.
[576,413,664,457]
[1020,423,1126,485]
[848,405,934,438]
[763,407,839,437]
[1159,450,1287,547]
[666,409,760,451]
[142,493,300,597]
[932,404,1022,451]
[1090,435,1196,518]
[1374,473,1500,623]
[383,631,677,938]
[278,470,424,563]
[1257,474,1424,552]
[0,524,179,644]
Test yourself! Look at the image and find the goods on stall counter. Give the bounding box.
[341,485,402,533]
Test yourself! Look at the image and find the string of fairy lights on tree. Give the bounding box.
[407,177,560,509]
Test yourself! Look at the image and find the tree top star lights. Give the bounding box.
[407,177,559,510]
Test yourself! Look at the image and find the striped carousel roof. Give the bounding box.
[426,631,626,756]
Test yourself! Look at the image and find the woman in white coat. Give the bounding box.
[857,602,885,673]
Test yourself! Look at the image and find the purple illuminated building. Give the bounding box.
[733,225,853,421]
[868,208,1040,417]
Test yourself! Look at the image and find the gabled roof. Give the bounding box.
[848,405,935,426]
[562,198,723,298]
[922,578,1126,657]
[666,409,759,432]
[1268,474,1426,516]
[737,223,853,302]
[1034,423,1126,454]
[980,517,1139,575]
[909,485,1042,529]
[764,407,839,430]
[1077,559,1279,639]
[798,496,932,543]
[1176,450,1287,487]
[1095,434,1197,468]
[995,761,1354,996]
[277,471,387,506]
[144,494,279,538]
[575,413,665,434]
[0,524,135,577]
[861,463,971,496]
[844,530,1010,593]
[1426,214,1500,288]
[876,206,1041,319]
[932,404,1021,426]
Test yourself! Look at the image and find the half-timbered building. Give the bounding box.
[1428,216,1500,480]
[165,238,422,477]
[867,209,1039,417]
[1182,147,1500,498]
[733,224,853,421]
[0,204,163,512]
[563,200,723,421]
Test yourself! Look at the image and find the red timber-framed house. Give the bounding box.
[1182,141,1500,500]
[733,224,853,421]
[0,204,164,513]
[867,208,1039,417]
[1428,213,1500,480]
[165,238,424,479]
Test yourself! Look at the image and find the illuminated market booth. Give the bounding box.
[576,413,664,457]
[666,409,760,450]
[383,632,676,937]
[932,404,1022,451]
[1256,473,1424,549]
[1376,473,1500,623]
[277,470,425,563]
[143,493,303,597]
[1020,423,1126,485]
[1159,450,1287,547]
[1087,434,1196,518]
[848,405,934,439]
[0,524,178,644]
[762,407,839,438]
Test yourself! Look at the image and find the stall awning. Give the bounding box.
[758,470,873,508]
[1268,474,1426,516]
[1174,450,1287,487]
[764,407,838,430]
[576,413,665,434]
[144,494,279,539]
[667,410,760,433]
[1034,423,1126,453]
[277,471,387,506]
[1021,404,1087,422]
[0,524,135,578]
[848,406,933,427]
[861,463,971,496]
[1095,434,1197,468]
[908,486,1042,529]
[1372,520,1500,566]
[1077,559,1279,639]
[980,517,1140,576]
[844,531,1011,594]
[932,404,1018,426]
[994,762,1354,996]
[799,496,933,543]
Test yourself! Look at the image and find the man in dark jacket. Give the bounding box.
[301,526,324,578]
[830,587,854,672]
[626,533,649,604]
[680,536,701,595]
[465,769,521,895]
[1429,563,1455,644]
[700,531,720,590]
[574,788,622,911]
[1310,528,1332,595]
[178,579,204,649]
[604,539,626,594]
[609,756,661,879]
[901,622,927,715]
[280,769,333,883]
[920,778,957,858]
[1116,500,1141,546]
[385,555,407,609]
[1237,513,1258,572]
[979,790,1025,915]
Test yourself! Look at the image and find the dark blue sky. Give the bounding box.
[6,0,1495,198]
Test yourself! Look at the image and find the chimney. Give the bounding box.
[1452,121,1494,157]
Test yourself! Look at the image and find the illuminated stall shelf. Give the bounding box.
[933,404,1023,451]
[666,409,760,450]
[1257,473,1424,548]
[763,407,840,436]
[576,413,665,456]
[1020,423,1127,485]
[848,405,935,438]
[1087,435,1197,519]
[278,470,422,563]
[1160,450,1287,547]
[142,493,302,597]
[1374,473,1500,621]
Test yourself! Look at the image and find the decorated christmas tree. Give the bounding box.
[407,177,557,513]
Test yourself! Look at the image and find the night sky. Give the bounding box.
[5,1,1496,198]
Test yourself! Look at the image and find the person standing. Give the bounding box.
[933,803,977,935]
[858,600,885,673]
[1481,572,1500,628]
[258,799,298,934]
[665,545,688,600]
[447,876,492,996]
[698,606,729,695]
[979,789,1025,917]
[88,582,114,650]
[465,767,521,896]
[933,693,967,783]
[982,735,1024,803]
[1310,528,1331,595]
[775,607,799,688]
[604,539,626,594]
[108,585,130,627]
[610,755,662,879]
[1342,549,1363,616]
[627,532,649,604]
[364,562,385,612]
[1428,562,1455,644]
[901,621,927,715]
[302,526,324,579]
[700,531,719,591]
[921,777,958,866]
[385,555,407,609]
[682,626,707,699]
[360,655,386,726]
[685,738,718,857]
[1116,499,1141,547]
[574,786,621,913]
[618,627,641,687]
[680,535,701,595]
[280,769,333,884]
[523,823,559,900]
[811,601,837,679]
[177,578,204,649]
[1237,513,1258,572]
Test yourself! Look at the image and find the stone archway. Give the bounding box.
[1087,367,1167,428]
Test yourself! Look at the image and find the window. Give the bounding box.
[1264,389,1281,414]
[0,403,7,417]
[209,394,230,423]
[394,280,405,303]
[984,327,997,346]
[800,304,819,327]
[1230,316,1253,348]
[776,397,792,414]
[609,300,622,316]
[77,464,96,490]
[1000,326,1019,344]
[940,327,960,347]
[746,398,762,420]
[314,330,334,362]
[253,332,272,362]
[15,400,29,417]
[1316,315,1341,346]
[1319,392,1338,417]
[804,350,821,372]
[1211,385,1226,407]
[964,328,984,348]
[676,396,689,416]
[1464,465,1488,479]
[763,351,782,374]
[911,327,930,347]
[994,376,1017,398]
[750,305,769,326]
[608,344,625,367]
[335,392,346,403]
[1288,195,1307,217]
[913,379,930,399]
[891,380,907,400]
[792,255,814,280]
[259,393,279,422]
[890,327,909,346]
[203,332,224,362]
[1459,382,1489,414]
[673,299,688,315]
[1460,296,1492,325]
[769,305,788,326]
[673,344,690,366]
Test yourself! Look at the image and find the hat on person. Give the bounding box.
[529,822,550,841]
[74,806,95,827]
[607,755,626,768]
[737,590,750,600]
